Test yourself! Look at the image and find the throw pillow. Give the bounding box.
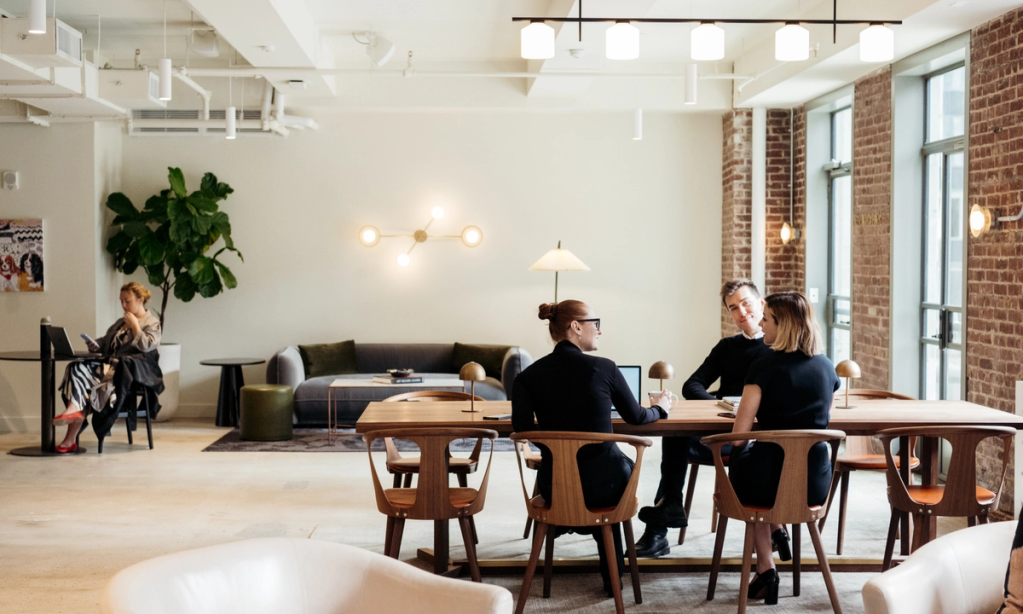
[997,513,1023,614]
[298,340,359,378]
[451,343,510,381]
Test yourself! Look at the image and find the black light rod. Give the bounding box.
[512,17,902,25]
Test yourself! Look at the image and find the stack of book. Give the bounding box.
[373,375,423,385]
[716,396,741,412]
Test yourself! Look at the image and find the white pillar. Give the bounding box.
[751,107,767,292]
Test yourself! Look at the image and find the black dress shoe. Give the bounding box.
[633,531,670,558]
[747,568,779,604]
[772,527,792,562]
[638,499,689,528]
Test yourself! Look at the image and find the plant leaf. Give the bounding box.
[146,265,166,286]
[173,273,197,302]
[122,244,140,275]
[123,221,150,238]
[191,214,213,235]
[167,198,190,221]
[188,194,218,214]
[144,194,168,212]
[200,173,217,197]
[198,272,223,298]
[106,193,137,218]
[106,231,132,255]
[169,219,190,244]
[188,256,215,285]
[168,167,187,198]
[138,233,165,266]
[213,260,237,289]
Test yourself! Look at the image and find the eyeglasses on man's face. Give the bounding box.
[574,318,601,331]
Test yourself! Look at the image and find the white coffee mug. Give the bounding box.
[648,390,678,407]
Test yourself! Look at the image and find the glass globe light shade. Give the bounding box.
[397,253,410,266]
[461,226,483,247]
[691,22,725,61]
[859,24,894,62]
[358,225,380,247]
[969,204,993,237]
[606,22,640,60]
[775,23,809,61]
[521,21,555,60]
[431,206,445,220]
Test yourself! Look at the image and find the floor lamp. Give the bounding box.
[529,240,590,302]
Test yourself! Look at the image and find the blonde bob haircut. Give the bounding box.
[765,291,824,356]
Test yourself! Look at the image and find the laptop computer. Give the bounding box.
[611,365,642,419]
[47,326,102,358]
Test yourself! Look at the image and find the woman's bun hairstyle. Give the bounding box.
[539,299,589,342]
[121,281,152,304]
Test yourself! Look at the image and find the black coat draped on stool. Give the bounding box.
[90,352,164,438]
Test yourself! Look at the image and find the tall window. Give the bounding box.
[920,65,965,401]
[827,107,853,363]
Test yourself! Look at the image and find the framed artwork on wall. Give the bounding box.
[0,219,43,292]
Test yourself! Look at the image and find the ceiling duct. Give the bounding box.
[1,18,83,68]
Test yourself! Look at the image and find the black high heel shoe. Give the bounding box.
[772,527,792,562]
[747,568,779,604]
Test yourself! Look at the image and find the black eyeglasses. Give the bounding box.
[574,318,601,331]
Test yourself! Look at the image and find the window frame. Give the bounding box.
[826,106,853,363]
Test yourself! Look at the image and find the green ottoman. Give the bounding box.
[240,385,294,441]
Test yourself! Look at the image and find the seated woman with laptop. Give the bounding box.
[511,299,674,596]
[51,282,162,453]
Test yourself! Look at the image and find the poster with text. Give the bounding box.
[0,219,44,292]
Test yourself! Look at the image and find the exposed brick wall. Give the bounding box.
[851,67,893,390]
[765,108,806,295]
[969,8,1023,516]
[721,109,753,336]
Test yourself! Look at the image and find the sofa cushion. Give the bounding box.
[298,340,359,378]
[452,343,511,381]
[354,344,454,375]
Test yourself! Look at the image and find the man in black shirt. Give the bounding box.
[635,279,774,557]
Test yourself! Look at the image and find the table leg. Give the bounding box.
[434,519,450,575]
[215,365,244,428]
[921,436,939,543]
[899,436,910,556]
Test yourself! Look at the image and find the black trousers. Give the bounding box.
[646,436,733,538]
[729,441,832,508]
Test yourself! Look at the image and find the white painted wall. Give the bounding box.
[117,111,724,417]
[0,123,115,432]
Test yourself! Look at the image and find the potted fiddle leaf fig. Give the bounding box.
[104,167,243,420]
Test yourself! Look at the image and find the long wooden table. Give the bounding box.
[356,399,1022,576]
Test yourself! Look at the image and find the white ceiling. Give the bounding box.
[0,0,1020,114]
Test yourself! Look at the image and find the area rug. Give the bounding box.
[203,428,529,453]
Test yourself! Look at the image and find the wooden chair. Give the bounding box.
[677,452,728,545]
[510,431,652,614]
[517,441,542,539]
[702,430,846,614]
[381,391,486,489]
[878,425,1014,571]
[363,427,497,583]
[818,389,917,554]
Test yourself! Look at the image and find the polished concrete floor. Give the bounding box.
[0,420,966,613]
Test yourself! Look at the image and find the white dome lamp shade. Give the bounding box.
[775,22,809,61]
[691,22,724,61]
[860,23,894,62]
[521,20,556,59]
[606,21,640,60]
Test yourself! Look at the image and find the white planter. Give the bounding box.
[156,343,181,422]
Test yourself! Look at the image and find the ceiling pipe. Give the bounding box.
[179,66,749,80]
[172,68,211,120]
[260,79,273,131]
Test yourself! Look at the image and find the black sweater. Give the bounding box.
[512,340,664,444]
[681,334,773,400]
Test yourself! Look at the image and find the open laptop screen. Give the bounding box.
[611,365,642,415]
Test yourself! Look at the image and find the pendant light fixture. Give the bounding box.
[859,23,894,62]
[606,21,639,60]
[225,77,236,140]
[159,0,172,101]
[521,20,555,59]
[633,107,643,140]
[28,0,46,34]
[684,63,698,105]
[775,22,809,61]
[690,22,724,61]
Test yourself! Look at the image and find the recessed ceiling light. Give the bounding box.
[259,45,276,53]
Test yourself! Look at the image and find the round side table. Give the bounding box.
[200,358,266,427]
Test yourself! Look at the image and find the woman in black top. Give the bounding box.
[512,299,673,594]
[728,291,840,604]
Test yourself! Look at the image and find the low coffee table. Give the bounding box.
[327,378,465,442]
[200,358,267,427]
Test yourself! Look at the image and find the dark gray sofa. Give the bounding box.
[266,343,533,427]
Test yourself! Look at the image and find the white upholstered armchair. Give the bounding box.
[101,538,513,614]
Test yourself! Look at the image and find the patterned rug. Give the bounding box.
[202,428,527,453]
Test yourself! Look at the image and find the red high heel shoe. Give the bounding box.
[52,411,84,425]
[54,443,78,454]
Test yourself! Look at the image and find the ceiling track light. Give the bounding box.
[28,0,46,34]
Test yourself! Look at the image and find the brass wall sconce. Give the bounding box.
[358,206,482,266]
[970,202,1023,237]
[459,361,486,413]
[780,222,802,245]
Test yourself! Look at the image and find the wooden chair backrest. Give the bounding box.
[879,426,1015,516]
[841,389,915,456]
[380,391,485,463]
[382,390,484,402]
[510,431,653,526]
[364,427,497,520]
[701,429,846,525]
